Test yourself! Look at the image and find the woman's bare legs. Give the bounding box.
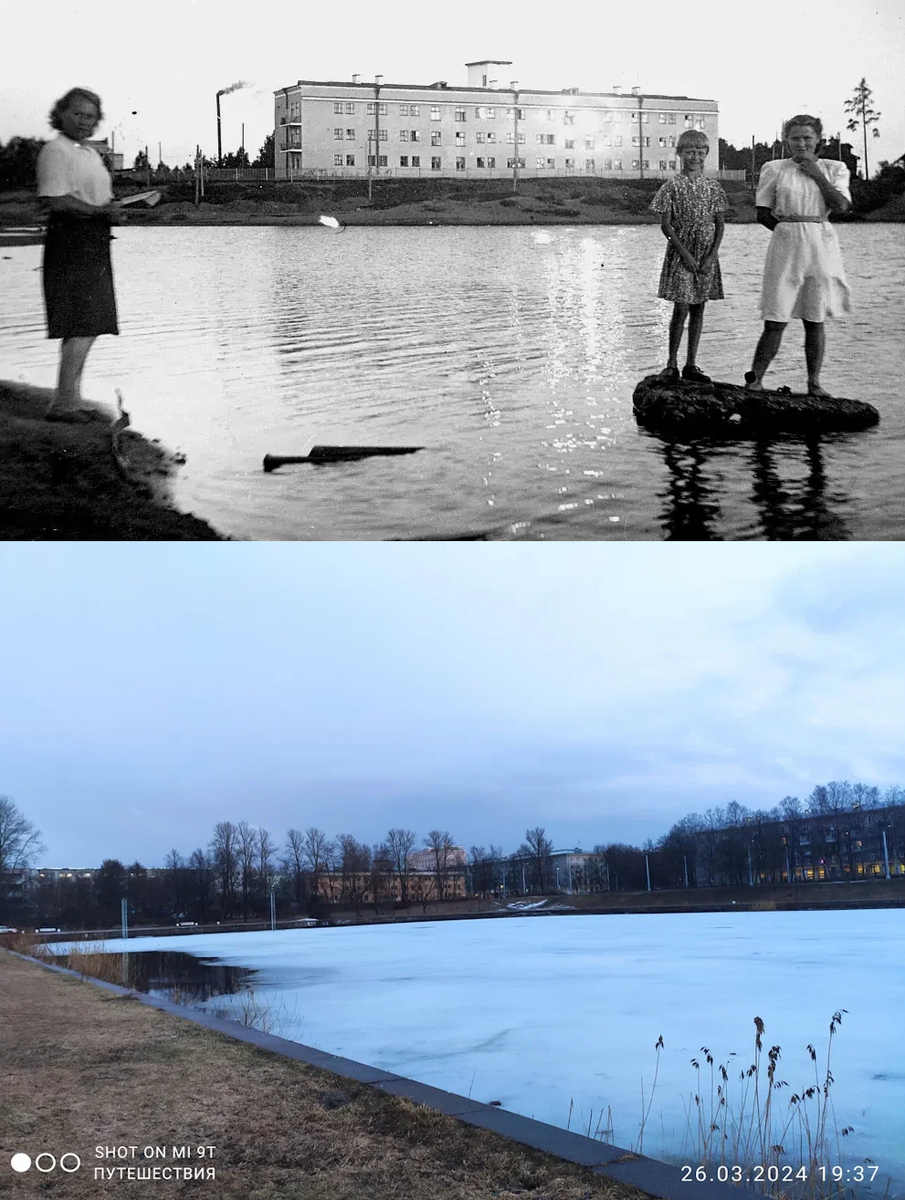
[746,320,786,390]
[803,320,828,395]
[50,336,96,414]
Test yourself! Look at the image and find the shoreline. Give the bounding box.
[0,381,225,540]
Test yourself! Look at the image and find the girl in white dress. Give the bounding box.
[745,115,851,397]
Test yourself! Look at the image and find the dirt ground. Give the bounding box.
[0,950,647,1200]
[0,381,223,540]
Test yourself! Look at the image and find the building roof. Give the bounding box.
[275,80,715,104]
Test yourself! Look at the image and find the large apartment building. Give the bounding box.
[274,59,720,181]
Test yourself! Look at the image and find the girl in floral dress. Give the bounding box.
[649,131,728,383]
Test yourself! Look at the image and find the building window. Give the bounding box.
[334,102,343,114]
[536,156,546,168]
[410,105,420,117]
[476,156,485,167]
[366,102,387,115]
[431,156,441,169]
[431,131,441,146]
[334,128,343,140]
[564,157,575,169]
[486,155,495,167]
[585,157,595,170]
[640,113,649,123]
[476,131,485,144]
[345,103,355,114]
[659,159,668,170]
[685,114,693,126]
[506,131,514,144]
[400,155,409,166]
[455,107,466,121]
[614,135,623,147]
[696,117,706,129]
[659,112,667,123]
[613,159,623,170]
[668,113,676,124]
[604,158,612,169]
[668,136,676,147]
[368,155,376,166]
[456,156,466,169]
[399,104,409,116]
[565,138,575,149]
[400,130,409,141]
[585,137,595,150]
[431,105,441,120]
[411,130,420,142]
[546,156,555,168]
[518,132,525,144]
[475,106,486,119]
[345,154,355,166]
[563,110,575,125]
[346,128,355,139]
[506,156,525,169]
[455,132,466,147]
[412,154,420,167]
[632,135,640,146]
[333,154,343,166]
[486,132,496,144]
[378,155,387,166]
[659,136,667,148]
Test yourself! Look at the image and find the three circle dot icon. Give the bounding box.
[9,1152,81,1173]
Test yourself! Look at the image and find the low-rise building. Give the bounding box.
[274,59,720,181]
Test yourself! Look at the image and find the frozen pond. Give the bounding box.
[73,908,905,1195]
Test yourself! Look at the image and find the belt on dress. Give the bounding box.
[777,216,825,223]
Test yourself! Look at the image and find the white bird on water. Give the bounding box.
[318,214,345,232]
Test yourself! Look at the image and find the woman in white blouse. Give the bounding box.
[744,115,851,398]
[36,88,123,421]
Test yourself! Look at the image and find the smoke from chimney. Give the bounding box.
[217,79,253,98]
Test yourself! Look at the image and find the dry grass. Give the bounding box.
[0,949,647,1200]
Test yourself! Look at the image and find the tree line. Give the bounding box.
[2,781,904,929]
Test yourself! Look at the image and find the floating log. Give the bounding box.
[263,445,424,471]
[633,376,879,437]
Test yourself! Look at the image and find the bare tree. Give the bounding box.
[337,834,371,910]
[236,821,258,919]
[256,826,277,910]
[210,821,239,919]
[424,829,455,902]
[283,828,307,906]
[385,827,417,904]
[303,827,333,908]
[520,826,554,893]
[0,795,46,885]
[188,847,214,921]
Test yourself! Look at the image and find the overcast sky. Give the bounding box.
[1,0,902,173]
[2,542,904,867]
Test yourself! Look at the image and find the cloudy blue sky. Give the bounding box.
[2,542,904,867]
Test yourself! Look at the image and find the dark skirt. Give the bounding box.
[42,213,119,339]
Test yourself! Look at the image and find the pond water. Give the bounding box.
[1,223,902,540]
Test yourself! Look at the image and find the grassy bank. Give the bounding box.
[0,381,224,540]
[0,949,645,1200]
[1,177,760,227]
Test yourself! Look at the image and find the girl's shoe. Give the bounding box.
[657,366,680,383]
[681,365,711,383]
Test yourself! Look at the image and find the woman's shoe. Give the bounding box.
[657,366,680,383]
[681,365,711,383]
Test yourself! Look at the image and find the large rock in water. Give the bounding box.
[633,376,880,437]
